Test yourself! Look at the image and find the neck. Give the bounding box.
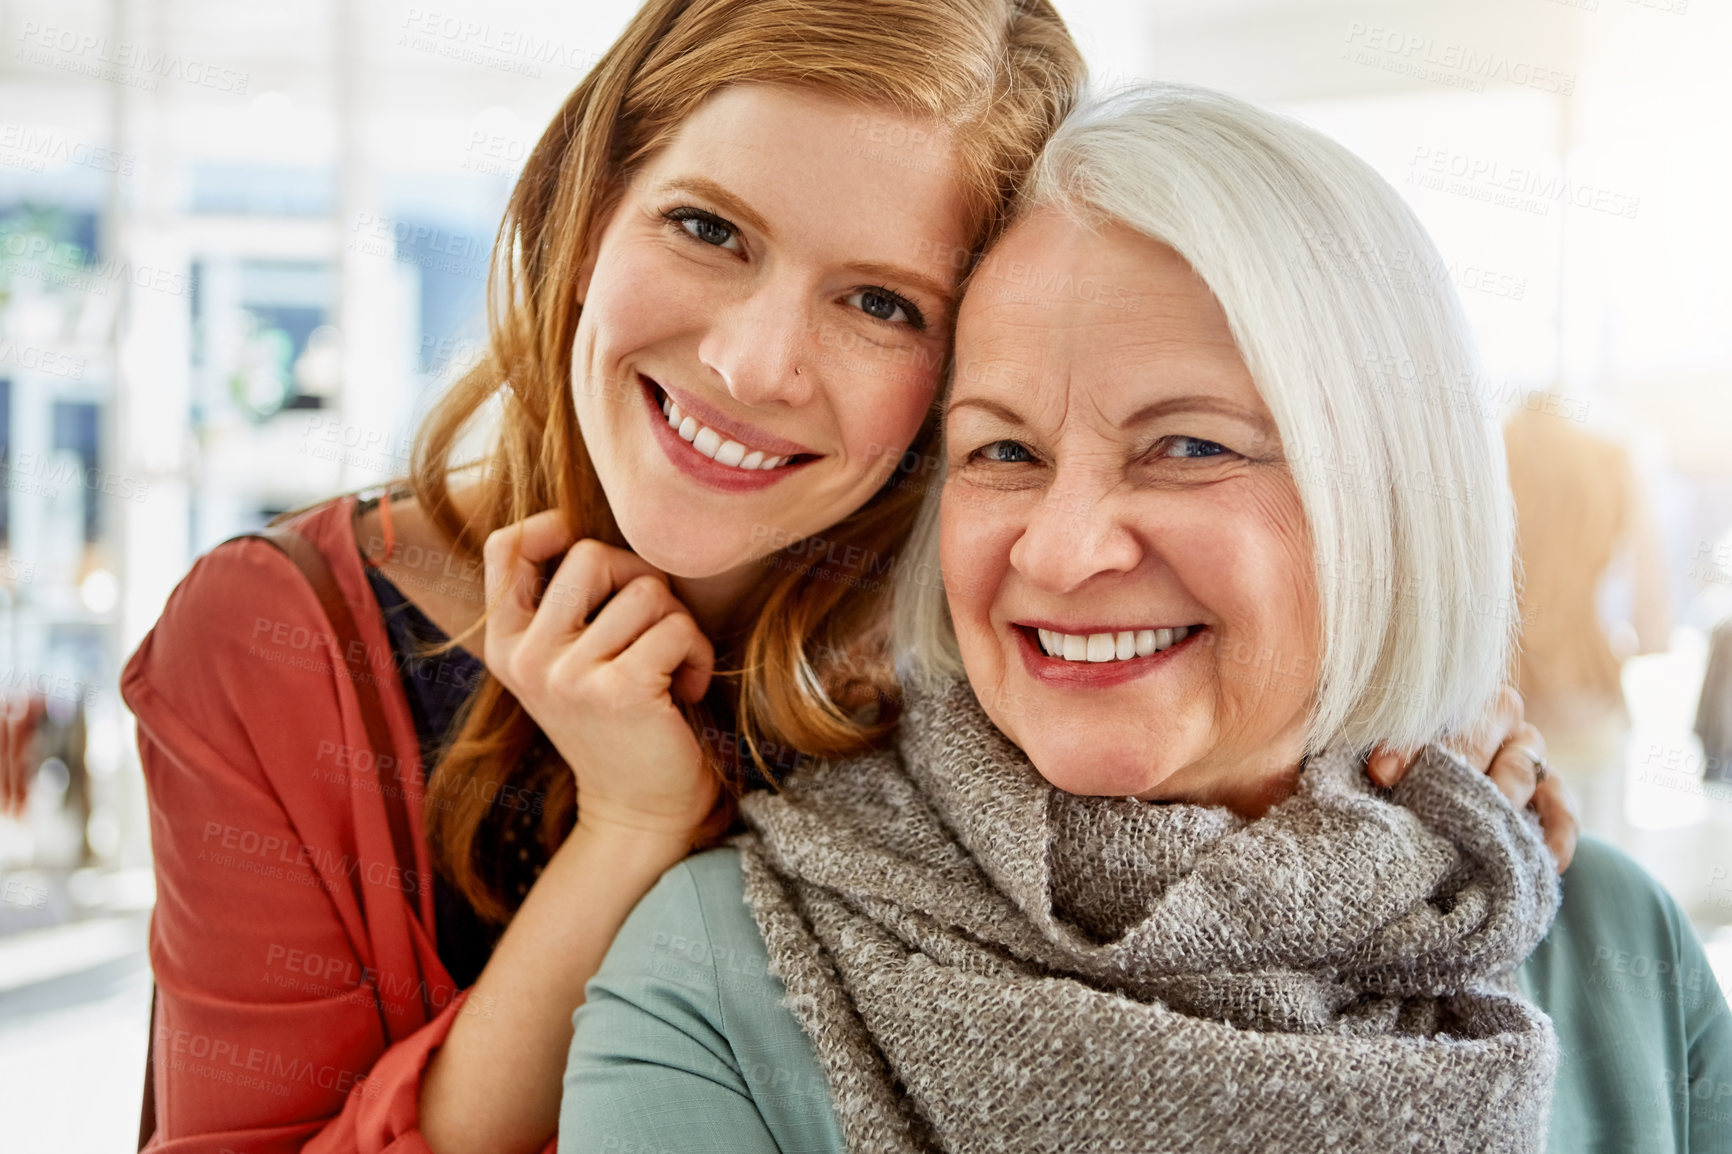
[669,559,773,642]
[1135,733,1310,820]
[1210,760,1305,819]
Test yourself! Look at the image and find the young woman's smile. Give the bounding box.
[571,83,969,586]
[639,373,817,494]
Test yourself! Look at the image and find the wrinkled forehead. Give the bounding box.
[950,209,1255,428]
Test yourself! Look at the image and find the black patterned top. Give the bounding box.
[354,494,544,989]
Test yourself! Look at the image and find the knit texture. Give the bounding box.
[736,679,1561,1153]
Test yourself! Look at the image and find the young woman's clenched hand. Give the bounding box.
[420,512,723,1154]
[482,510,719,844]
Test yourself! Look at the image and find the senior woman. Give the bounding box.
[560,85,1732,1153]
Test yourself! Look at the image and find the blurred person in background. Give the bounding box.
[1505,402,1672,839]
[0,690,46,819]
[1698,610,1732,785]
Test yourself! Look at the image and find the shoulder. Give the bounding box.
[1519,838,1732,1149]
[567,849,842,1154]
[580,849,771,1055]
[156,532,319,632]
[119,506,396,805]
[1523,834,1725,1028]
[622,847,746,916]
[121,533,336,725]
[682,845,750,906]
[1555,835,1690,946]
[124,495,368,694]
[596,848,797,1036]
[607,848,757,978]
[1533,835,1698,985]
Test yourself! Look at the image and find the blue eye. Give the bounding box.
[667,208,741,251]
[846,287,922,328]
[1162,436,1228,459]
[977,440,1036,464]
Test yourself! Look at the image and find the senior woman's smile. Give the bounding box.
[943,209,1320,813]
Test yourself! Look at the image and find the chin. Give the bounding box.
[1023,743,1180,798]
[622,521,755,580]
[601,469,762,576]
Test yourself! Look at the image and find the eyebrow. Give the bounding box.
[650,177,773,237]
[651,177,958,317]
[1119,394,1275,433]
[848,260,957,321]
[945,396,1024,424]
[946,392,1274,433]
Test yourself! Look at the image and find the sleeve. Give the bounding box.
[125,537,506,1154]
[560,861,784,1154]
[1521,835,1732,1153]
[1678,901,1732,1151]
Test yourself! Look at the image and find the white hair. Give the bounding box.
[894,82,1516,755]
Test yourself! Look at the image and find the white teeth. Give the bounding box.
[661,392,794,471]
[1037,625,1197,663]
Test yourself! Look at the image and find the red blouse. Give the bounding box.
[121,493,551,1153]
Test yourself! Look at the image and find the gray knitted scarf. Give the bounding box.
[735,680,1561,1154]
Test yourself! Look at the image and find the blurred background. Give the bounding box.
[0,0,1727,1145]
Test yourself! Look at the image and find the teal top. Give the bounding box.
[562,835,1732,1153]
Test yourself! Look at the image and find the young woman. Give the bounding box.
[121,2,1567,1152]
[123,4,1085,1152]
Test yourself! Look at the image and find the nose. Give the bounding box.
[697,277,817,408]
[1008,475,1143,593]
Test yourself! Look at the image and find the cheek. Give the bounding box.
[1169,479,1319,691]
[1244,482,1318,652]
[835,360,940,485]
[940,484,1022,647]
[942,485,1033,746]
[578,238,704,373]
